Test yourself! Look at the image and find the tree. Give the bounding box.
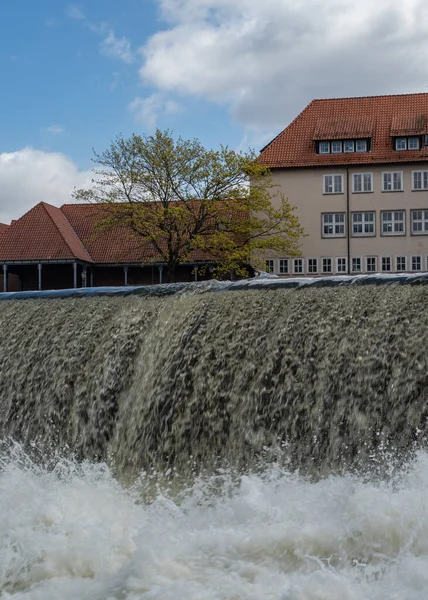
[74,129,304,281]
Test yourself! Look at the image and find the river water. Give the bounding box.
[1,282,428,598]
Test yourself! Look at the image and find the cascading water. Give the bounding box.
[2,280,428,598]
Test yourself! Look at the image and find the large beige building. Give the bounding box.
[259,93,428,276]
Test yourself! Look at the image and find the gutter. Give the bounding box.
[346,167,351,274]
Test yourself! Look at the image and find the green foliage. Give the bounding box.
[74,129,304,280]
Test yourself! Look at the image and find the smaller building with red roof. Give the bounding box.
[0,202,216,291]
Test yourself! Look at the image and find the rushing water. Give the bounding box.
[1,284,428,474]
[2,282,428,598]
[3,444,428,599]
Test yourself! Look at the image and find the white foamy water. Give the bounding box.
[2,446,428,599]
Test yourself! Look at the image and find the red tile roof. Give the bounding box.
[0,200,235,264]
[0,223,9,234]
[61,203,156,263]
[259,93,428,168]
[0,202,93,262]
[61,203,224,264]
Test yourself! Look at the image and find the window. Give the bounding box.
[411,255,422,271]
[411,210,428,234]
[322,213,345,237]
[396,256,407,272]
[366,257,377,273]
[344,140,355,153]
[395,138,407,150]
[319,142,330,154]
[266,260,275,273]
[336,257,347,273]
[293,258,304,274]
[308,258,318,274]
[322,257,332,273]
[381,256,392,272]
[331,141,342,154]
[323,174,343,194]
[408,137,420,150]
[353,173,373,193]
[412,171,428,190]
[352,212,375,236]
[383,172,403,191]
[381,211,405,235]
[356,140,368,152]
[351,257,362,273]
[279,259,289,274]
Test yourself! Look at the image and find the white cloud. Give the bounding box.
[46,125,64,135]
[129,93,181,129]
[139,0,428,132]
[66,5,85,20]
[101,30,134,64]
[0,149,92,224]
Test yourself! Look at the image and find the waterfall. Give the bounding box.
[3,281,428,598]
[1,283,428,476]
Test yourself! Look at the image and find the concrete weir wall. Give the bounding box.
[1,273,428,300]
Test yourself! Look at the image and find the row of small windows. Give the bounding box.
[266,255,428,275]
[322,210,428,237]
[318,137,428,155]
[318,139,369,154]
[323,171,428,194]
[394,137,428,151]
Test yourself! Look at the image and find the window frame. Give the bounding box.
[380,210,406,236]
[343,140,355,153]
[278,258,289,275]
[321,257,333,274]
[323,174,344,195]
[336,257,348,274]
[319,141,330,154]
[307,258,318,274]
[351,257,362,273]
[395,138,407,151]
[331,141,342,154]
[356,140,368,153]
[351,211,376,237]
[265,259,275,274]
[412,170,428,191]
[382,171,404,192]
[381,256,392,272]
[352,172,373,193]
[396,256,407,272]
[408,137,420,150]
[411,255,422,272]
[366,256,377,273]
[410,209,428,236]
[292,258,304,274]
[322,212,346,238]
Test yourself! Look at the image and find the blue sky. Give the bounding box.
[1,0,428,222]
[0,0,242,169]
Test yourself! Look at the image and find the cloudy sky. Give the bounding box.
[1,0,428,222]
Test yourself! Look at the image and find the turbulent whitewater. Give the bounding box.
[2,282,428,598]
[3,445,428,599]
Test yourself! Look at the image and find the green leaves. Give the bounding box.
[73,129,304,280]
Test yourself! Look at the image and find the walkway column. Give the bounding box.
[158,265,163,284]
[194,265,198,282]
[124,266,129,286]
[37,263,42,291]
[90,269,94,287]
[2,264,7,292]
[82,266,87,288]
[73,262,77,288]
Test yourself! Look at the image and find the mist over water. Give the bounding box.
[2,283,428,597]
[3,445,428,599]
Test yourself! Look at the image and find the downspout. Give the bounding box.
[346,167,350,274]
